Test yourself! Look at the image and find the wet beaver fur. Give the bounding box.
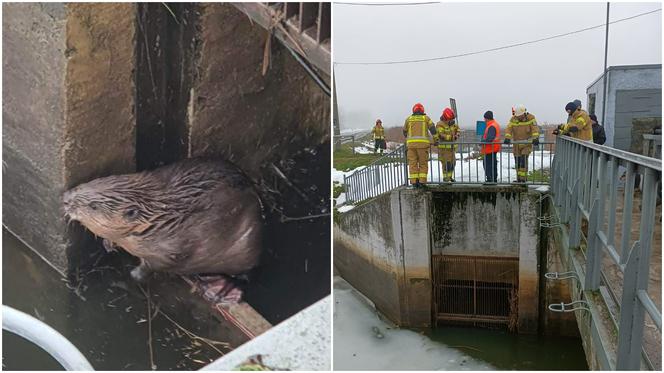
[63,158,263,292]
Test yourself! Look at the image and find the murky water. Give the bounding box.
[2,230,248,370]
[333,276,588,371]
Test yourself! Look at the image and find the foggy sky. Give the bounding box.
[333,2,662,130]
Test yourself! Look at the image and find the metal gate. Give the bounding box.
[432,255,519,330]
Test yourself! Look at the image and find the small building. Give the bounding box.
[586,64,661,151]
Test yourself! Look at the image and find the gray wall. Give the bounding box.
[335,186,543,333]
[587,65,661,149]
[614,89,661,151]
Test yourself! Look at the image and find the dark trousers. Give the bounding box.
[483,152,498,182]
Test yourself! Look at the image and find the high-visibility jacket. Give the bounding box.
[434,120,459,150]
[505,113,539,155]
[372,125,385,140]
[403,114,434,149]
[564,109,593,141]
[482,119,501,154]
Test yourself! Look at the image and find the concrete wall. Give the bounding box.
[541,222,580,337]
[3,3,330,276]
[335,186,545,332]
[518,192,540,334]
[334,192,404,324]
[187,4,330,177]
[2,3,136,273]
[430,187,520,257]
[587,65,662,148]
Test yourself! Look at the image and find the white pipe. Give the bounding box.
[2,305,94,371]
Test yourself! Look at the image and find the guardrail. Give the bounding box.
[550,135,661,370]
[344,141,554,204]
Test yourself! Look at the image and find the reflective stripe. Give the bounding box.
[508,118,536,127]
[407,138,430,143]
[532,132,540,137]
[504,133,513,138]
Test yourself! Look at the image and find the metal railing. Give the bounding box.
[333,132,372,154]
[344,144,407,203]
[3,305,94,370]
[344,141,554,204]
[550,135,661,370]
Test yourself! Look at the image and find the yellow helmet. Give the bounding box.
[514,104,527,117]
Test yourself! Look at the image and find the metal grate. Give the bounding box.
[432,255,519,330]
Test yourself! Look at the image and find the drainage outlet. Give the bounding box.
[432,255,519,330]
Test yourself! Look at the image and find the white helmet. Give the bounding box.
[514,104,527,117]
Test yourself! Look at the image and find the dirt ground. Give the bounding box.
[597,190,661,369]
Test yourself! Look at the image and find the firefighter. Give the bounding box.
[372,119,386,154]
[504,104,540,182]
[481,111,501,183]
[403,103,436,188]
[434,108,460,182]
[558,102,593,141]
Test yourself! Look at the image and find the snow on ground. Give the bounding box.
[338,151,553,203]
[333,168,362,184]
[353,141,376,154]
[337,205,355,213]
[334,277,493,371]
[340,128,370,136]
[334,167,358,212]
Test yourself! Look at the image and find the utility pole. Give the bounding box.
[333,64,341,150]
[601,2,610,125]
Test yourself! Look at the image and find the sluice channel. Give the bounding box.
[334,184,590,369]
[432,255,519,329]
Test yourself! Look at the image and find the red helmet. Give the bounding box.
[442,108,455,121]
[412,103,425,114]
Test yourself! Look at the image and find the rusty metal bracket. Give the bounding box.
[548,300,590,313]
[538,214,563,228]
[544,271,580,282]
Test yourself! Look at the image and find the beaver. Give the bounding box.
[63,158,263,302]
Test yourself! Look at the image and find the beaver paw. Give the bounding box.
[130,264,150,282]
[196,275,243,304]
[102,239,118,253]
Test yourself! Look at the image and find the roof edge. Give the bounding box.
[586,64,662,91]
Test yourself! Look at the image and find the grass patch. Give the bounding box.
[333,147,382,171]
[333,182,346,199]
[527,168,550,183]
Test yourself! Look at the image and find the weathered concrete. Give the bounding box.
[2,3,136,274]
[430,187,520,257]
[335,185,545,331]
[399,189,432,327]
[334,192,403,324]
[541,221,581,337]
[186,3,330,177]
[518,192,540,334]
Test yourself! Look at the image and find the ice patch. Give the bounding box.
[334,277,494,371]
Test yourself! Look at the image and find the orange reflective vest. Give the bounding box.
[482,119,501,154]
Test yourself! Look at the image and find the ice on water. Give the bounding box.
[333,277,494,371]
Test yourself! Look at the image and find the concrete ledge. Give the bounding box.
[202,296,331,371]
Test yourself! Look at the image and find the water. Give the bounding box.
[427,328,588,370]
[2,230,249,370]
[333,276,588,371]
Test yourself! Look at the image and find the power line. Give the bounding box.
[334,2,440,6]
[335,8,661,65]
